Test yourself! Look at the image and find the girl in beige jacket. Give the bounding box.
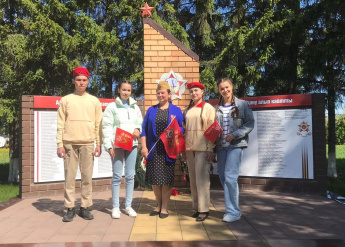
[183,82,216,222]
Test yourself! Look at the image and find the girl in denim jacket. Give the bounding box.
[215,78,254,222]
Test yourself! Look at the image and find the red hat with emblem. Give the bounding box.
[73,67,90,78]
[187,82,205,90]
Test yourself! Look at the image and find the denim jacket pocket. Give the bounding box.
[229,117,243,133]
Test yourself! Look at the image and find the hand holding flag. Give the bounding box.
[114,128,133,151]
[160,118,185,159]
[204,121,223,143]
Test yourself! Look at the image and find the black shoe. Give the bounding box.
[79,207,94,220]
[149,210,160,216]
[62,208,76,222]
[196,212,209,222]
[159,212,169,219]
[191,211,199,218]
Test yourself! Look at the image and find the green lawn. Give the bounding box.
[0,184,19,202]
[327,145,345,197]
[0,149,19,203]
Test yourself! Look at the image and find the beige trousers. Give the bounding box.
[64,144,94,208]
[186,151,211,212]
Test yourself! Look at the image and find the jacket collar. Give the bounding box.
[115,96,137,107]
[154,102,173,108]
[216,97,239,112]
[191,101,205,108]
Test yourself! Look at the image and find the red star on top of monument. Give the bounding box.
[140,2,154,17]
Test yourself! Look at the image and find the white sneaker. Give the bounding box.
[112,207,121,219]
[223,214,241,222]
[124,206,137,217]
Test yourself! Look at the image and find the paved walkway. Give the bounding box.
[0,189,344,246]
[130,191,234,241]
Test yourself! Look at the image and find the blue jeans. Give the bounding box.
[111,147,137,208]
[217,148,243,217]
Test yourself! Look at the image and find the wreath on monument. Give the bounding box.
[178,153,190,186]
[135,148,152,190]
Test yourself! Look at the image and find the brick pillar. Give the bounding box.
[21,95,35,198]
[143,18,200,186]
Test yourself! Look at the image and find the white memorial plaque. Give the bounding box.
[239,109,314,179]
[34,111,113,183]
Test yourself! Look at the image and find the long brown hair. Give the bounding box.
[183,88,206,128]
[215,78,235,114]
[115,80,132,99]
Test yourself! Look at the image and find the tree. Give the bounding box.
[200,0,286,97]
[302,0,345,178]
[255,0,312,96]
[73,0,142,98]
[0,0,82,182]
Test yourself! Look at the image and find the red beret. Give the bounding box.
[73,67,90,78]
[187,82,205,90]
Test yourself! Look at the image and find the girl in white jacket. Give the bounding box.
[102,80,143,219]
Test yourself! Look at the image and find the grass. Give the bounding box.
[327,145,345,197]
[0,149,19,203]
[0,184,19,202]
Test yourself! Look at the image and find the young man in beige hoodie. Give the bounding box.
[57,67,102,222]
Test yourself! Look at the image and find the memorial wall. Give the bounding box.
[209,93,327,193]
[34,96,315,183]
[240,95,314,179]
[20,93,326,198]
[241,109,313,179]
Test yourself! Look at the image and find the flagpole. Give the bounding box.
[164,117,175,129]
[146,139,158,157]
[146,118,177,157]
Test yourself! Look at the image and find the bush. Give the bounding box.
[0,148,19,202]
[326,115,345,145]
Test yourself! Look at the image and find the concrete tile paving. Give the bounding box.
[0,188,344,245]
[129,191,235,241]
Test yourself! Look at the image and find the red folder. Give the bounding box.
[114,128,133,151]
[204,121,223,143]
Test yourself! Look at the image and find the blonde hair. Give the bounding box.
[156,88,172,103]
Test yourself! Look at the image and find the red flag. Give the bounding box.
[114,128,133,151]
[160,118,185,159]
[204,121,223,143]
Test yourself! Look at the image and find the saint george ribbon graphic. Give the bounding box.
[160,118,185,159]
[114,128,133,151]
[204,121,223,143]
